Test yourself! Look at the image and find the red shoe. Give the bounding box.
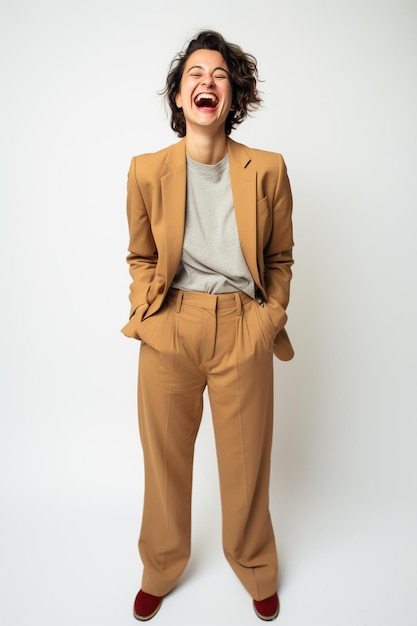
[133,589,163,621]
[253,592,280,621]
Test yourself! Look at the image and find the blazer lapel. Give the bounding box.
[228,139,262,288]
[161,139,187,286]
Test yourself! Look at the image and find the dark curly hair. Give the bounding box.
[161,30,262,137]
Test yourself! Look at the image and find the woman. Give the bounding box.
[122,30,294,622]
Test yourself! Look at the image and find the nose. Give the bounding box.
[201,75,214,87]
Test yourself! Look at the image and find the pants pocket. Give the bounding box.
[252,302,277,350]
[139,302,178,354]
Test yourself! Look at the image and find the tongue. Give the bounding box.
[196,98,216,108]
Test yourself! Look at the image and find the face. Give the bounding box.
[175,49,233,134]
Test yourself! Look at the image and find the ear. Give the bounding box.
[175,93,182,109]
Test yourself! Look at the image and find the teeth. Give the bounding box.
[195,93,218,104]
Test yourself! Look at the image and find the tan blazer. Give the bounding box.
[122,137,294,361]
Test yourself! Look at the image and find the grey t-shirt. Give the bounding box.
[171,154,255,297]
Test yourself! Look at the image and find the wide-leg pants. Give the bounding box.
[136,288,278,601]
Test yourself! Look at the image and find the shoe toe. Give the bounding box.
[253,592,279,621]
[133,589,163,621]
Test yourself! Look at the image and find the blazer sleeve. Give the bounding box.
[125,156,157,319]
[263,154,294,330]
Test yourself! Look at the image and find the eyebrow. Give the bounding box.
[187,65,229,74]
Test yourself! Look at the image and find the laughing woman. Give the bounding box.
[122,30,294,622]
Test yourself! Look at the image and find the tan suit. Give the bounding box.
[122,137,294,600]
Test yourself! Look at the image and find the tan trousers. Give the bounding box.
[136,288,278,601]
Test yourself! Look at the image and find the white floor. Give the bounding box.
[2,402,416,626]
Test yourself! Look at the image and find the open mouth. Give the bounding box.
[194,93,218,108]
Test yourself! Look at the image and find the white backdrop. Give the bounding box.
[1,1,416,625]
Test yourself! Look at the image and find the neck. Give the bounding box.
[184,129,228,165]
